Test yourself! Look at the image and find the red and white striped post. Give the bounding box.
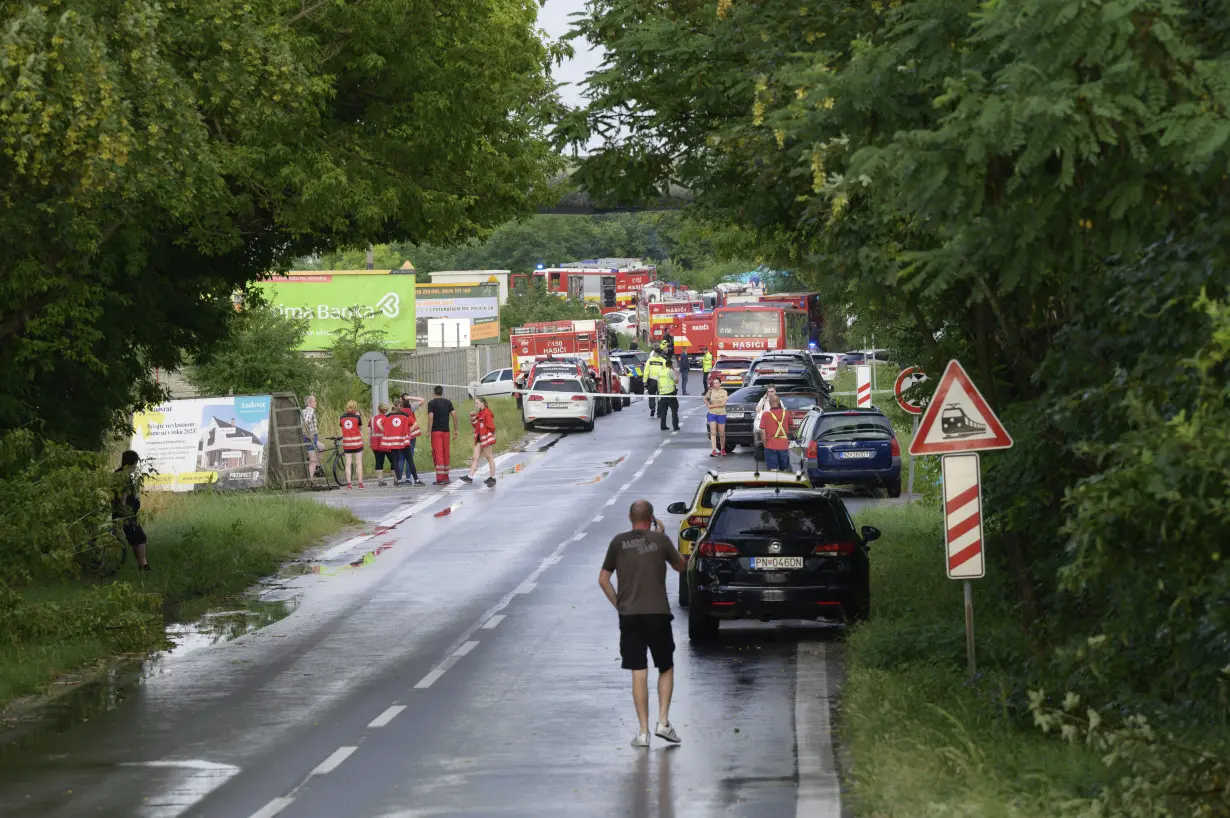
[942,453,983,678]
[856,365,872,407]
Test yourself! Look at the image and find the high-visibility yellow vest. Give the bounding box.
[644,354,664,381]
[702,351,714,371]
[657,366,676,393]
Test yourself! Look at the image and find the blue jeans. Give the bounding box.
[764,448,789,471]
[395,441,418,481]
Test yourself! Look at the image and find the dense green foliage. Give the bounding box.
[302,213,758,293]
[563,0,1230,805]
[1,0,563,448]
[189,307,317,400]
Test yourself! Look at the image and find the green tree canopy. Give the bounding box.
[1,0,563,446]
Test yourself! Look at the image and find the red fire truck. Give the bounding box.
[637,296,705,348]
[712,304,810,360]
[510,319,620,415]
[760,292,822,344]
[509,260,657,314]
[667,311,716,356]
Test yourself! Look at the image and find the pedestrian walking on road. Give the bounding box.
[759,395,791,471]
[460,397,498,486]
[657,355,680,432]
[339,400,365,489]
[301,395,324,482]
[397,393,427,487]
[704,376,728,457]
[599,499,687,748]
[370,403,390,486]
[678,348,690,396]
[113,450,151,571]
[426,386,457,484]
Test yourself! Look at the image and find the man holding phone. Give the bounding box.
[599,499,688,748]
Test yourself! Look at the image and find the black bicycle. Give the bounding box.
[322,435,348,487]
[77,518,128,578]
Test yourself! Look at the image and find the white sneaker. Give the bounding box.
[631,731,650,748]
[654,722,680,744]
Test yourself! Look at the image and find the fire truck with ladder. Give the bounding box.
[510,319,622,416]
[510,260,657,315]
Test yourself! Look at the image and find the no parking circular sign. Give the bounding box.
[894,367,928,415]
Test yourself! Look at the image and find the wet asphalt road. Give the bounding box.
[0,397,877,818]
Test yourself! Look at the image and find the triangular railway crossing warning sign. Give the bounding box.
[909,360,1013,456]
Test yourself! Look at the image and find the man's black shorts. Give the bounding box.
[619,614,675,672]
[122,521,147,547]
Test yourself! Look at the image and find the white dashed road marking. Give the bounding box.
[453,640,480,657]
[368,705,406,728]
[249,797,295,818]
[482,615,506,630]
[310,746,357,776]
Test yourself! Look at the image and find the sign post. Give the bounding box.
[909,360,1012,680]
[856,365,872,407]
[893,367,928,496]
[356,351,391,420]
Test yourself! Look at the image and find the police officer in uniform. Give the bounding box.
[701,347,714,387]
[657,354,680,432]
[643,348,665,418]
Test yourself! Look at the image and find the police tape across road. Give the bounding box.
[386,378,897,401]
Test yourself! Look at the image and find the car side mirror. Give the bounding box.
[680,527,702,542]
[666,502,687,515]
[861,525,881,543]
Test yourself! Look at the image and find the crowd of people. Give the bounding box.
[301,387,499,489]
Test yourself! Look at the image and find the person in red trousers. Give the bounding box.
[426,385,457,484]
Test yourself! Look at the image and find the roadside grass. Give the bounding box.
[842,503,1109,816]
[316,396,526,480]
[0,493,357,708]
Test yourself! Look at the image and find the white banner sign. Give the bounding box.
[130,395,272,491]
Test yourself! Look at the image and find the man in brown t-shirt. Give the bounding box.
[599,499,688,748]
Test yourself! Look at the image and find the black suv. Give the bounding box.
[680,487,877,642]
[742,352,829,392]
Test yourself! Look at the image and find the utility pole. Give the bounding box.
[365,244,374,270]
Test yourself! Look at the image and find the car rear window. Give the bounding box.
[748,375,809,388]
[813,354,836,365]
[709,501,844,539]
[780,394,820,411]
[813,414,893,440]
[701,481,780,507]
[533,378,583,392]
[714,360,750,370]
[726,386,767,403]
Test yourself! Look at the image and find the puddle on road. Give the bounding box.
[0,593,299,753]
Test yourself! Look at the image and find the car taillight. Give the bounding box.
[528,395,544,401]
[812,541,856,556]
[697,541,739,558]
[890,437,901,456]
[687,515,707,527]
[806,440,818,459]
[572,395,588,401]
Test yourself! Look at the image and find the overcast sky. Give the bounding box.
[538,0,603,110]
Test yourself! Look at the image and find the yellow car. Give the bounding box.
[665,467,810,607]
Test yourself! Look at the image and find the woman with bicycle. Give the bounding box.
[339,400,366,489]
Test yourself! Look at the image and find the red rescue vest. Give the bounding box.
[472,407,496,448]
[340,412,364,451]
[383,411,408,449]
[405,408,422,441]
[370,413,387,452]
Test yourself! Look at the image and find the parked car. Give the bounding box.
[468,367,515,399]
[811,353,840,382]
[742,352,828,391]
[710,357,752,388]
[788,407,902,497]
[680,487,877,641]
[610,359,634,407]
[721,384,831,454]
[521,374,597,432]
[611,350,648,394]
[665,468,811,606]
[605,310,638,336]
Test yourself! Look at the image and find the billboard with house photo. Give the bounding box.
[130,395,272,491]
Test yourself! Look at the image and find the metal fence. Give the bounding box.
[392,344,511,403]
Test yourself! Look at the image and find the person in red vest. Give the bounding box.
[339,400,365,489]
[460,397,498,486]
[370,403,390,487]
